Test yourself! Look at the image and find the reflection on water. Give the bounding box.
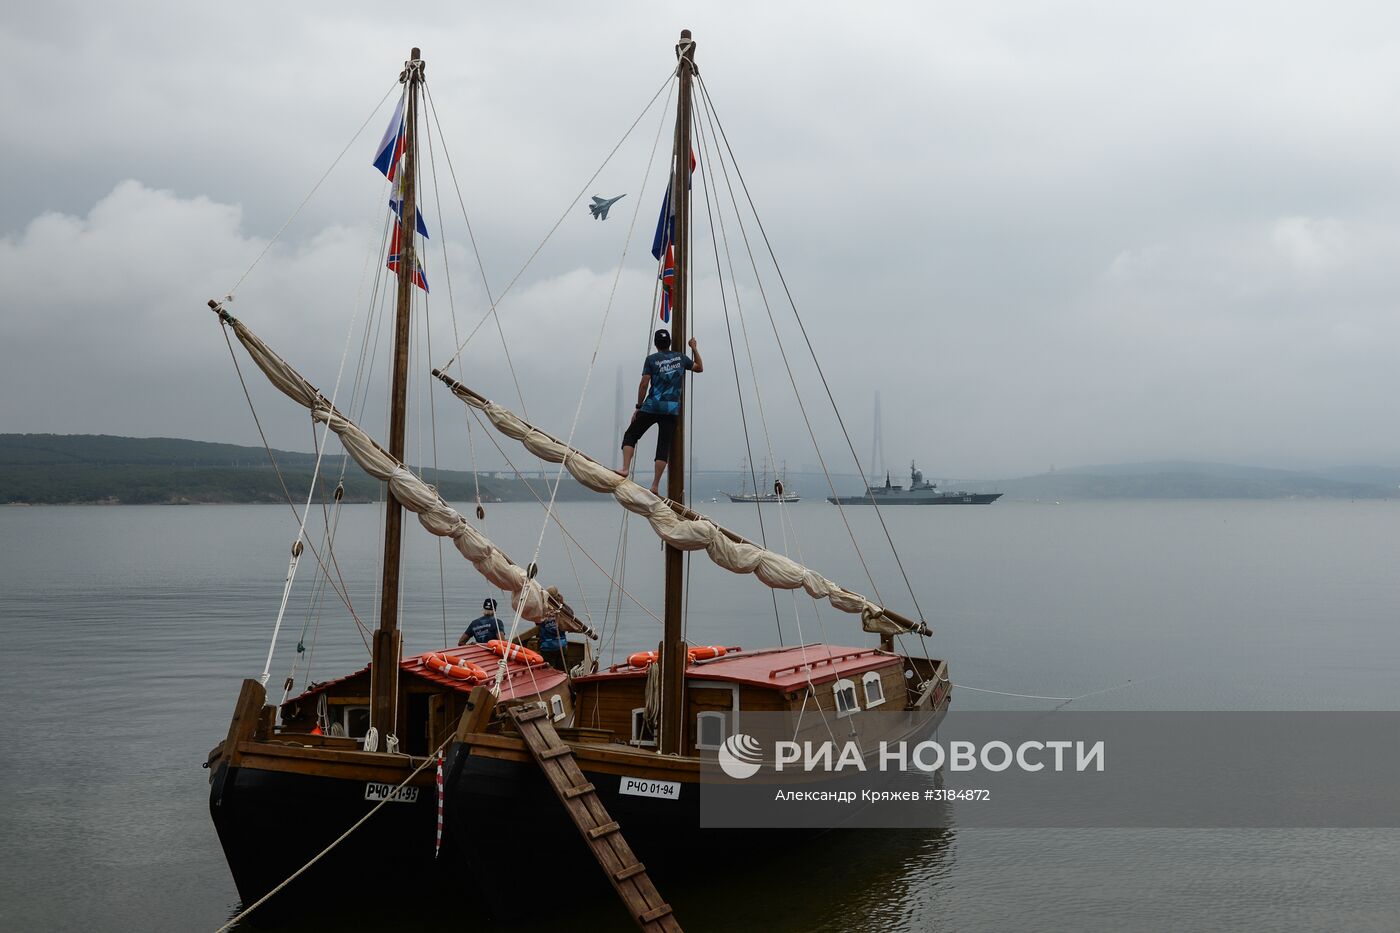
[3,501,1400,931]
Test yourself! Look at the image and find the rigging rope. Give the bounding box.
[691,99,784,645]
[463,405,664,628]
[422,82,531,432]
[285,173,388,690]
[697,76,934,641]
[601,82,675,662]
[226,82,401,300]
[218,325,371,649]
[436,71,676,371]
[394,110,453,650]
[492,151,658,684]
[421,68,679,683]
[690,82,884,608]
[221,135,394,682]
[422,80,601,645]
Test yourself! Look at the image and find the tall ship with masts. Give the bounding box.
[725,456,800,503]
[203,31,952,926]
[440,28,951,903]
[203,49,594,915]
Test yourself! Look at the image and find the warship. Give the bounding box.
[828,461,1002,505]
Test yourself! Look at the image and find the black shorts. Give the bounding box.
[621,410,677,462]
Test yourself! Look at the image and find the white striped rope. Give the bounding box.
[952,678,1144,704]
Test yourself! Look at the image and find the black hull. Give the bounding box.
[442,747,818,919]
[827,492,1002,505]
[209,760,452,919]
[443,703,949,917]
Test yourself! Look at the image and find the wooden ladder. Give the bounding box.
[506,704,682,932]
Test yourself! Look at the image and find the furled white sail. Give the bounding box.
[213,304,594,638]
[435,373,930,638]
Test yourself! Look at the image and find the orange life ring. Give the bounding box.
[424,652,490,683]
[626,646,738,669]
[486,639,544,666]
[687,645,739,662]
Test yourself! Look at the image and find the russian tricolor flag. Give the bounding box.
[651,187,673,262]
[650,148,696,260]
[373,95,407,181]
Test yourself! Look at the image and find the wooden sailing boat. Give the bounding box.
[440,29,951,903]
[203,48,590,913]
[726,457,800,503]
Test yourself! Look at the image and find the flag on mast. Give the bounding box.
[387,223,429,292]
[651,148,695,322]
[649,149,696,260]
[658,244,675,323]
[651,186,673,262]
[372,94,408,180]
[389,171,430,238]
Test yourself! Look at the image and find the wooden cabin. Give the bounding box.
[570,644,949,756]
[279,645,574,755]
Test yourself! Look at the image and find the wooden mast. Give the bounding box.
[370,47,424,740]
[659,29,695,756]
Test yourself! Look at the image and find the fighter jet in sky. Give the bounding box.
[588,194,626,220]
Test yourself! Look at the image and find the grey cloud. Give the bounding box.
[5,1,1400,480]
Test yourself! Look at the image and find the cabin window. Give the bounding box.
[833,679,860,717]
[342,706,370,739]
[550,694,566,722]
[863,672,886,709]
[630,708,656,747]
[696,712,726,750]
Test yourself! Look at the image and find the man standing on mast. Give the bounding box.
[618,328,703,495]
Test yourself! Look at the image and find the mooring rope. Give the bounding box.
[952,677,1144,706]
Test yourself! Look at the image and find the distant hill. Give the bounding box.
[0,434,596,505]
[1313,465,1400,489]
[957,460,1400,501]
[5,436,1397,504]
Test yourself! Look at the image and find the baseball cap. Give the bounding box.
[483,597,497,611]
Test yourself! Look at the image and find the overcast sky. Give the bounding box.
[4,1,1400,480]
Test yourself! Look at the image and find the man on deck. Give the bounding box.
[618,329,703,494]
[458,597,505,646]
[537,614,569,671]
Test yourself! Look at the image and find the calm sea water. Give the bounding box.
[1,499,1398,931]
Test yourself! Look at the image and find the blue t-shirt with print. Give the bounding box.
[463,613,504,644]
[538,617,567,652]
[640,351,694,415]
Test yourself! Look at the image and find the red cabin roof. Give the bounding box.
[576,643,900,693]
[289,643,568,704]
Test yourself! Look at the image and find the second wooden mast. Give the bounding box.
[659,30,696,756]
[371,48,424,739]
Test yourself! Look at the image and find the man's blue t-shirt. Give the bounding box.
[640,351,695,415]
[538,617,567,652]
[463,613,504,644]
